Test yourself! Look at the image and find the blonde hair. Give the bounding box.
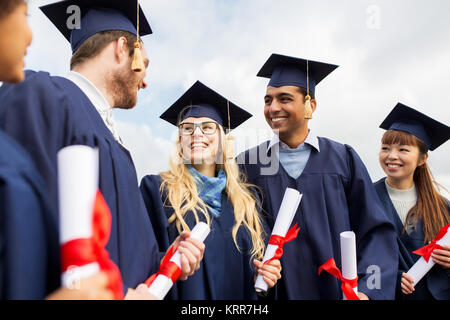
[160,125,266,261]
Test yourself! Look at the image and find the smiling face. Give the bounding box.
[179,117,221,165]
[0,1,32,83]
[264,85,314,146]
[379,130,428,187]
[379,143,421,181]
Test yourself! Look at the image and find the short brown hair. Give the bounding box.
[0,0,25,19]
[70,30,137,70]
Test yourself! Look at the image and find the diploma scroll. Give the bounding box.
[147,222,211,300]
[340,231,358,300]
[254,188,302,294]
[57,145,100,288]
[406,224,450,285]
[318,231,359,300]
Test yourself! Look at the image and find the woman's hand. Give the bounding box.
[401,272,415,295]
[432,244,450,269]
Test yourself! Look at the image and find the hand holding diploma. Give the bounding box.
[406,224,450,289]
[57,145,123,300]
[254,188,302,294]
[172,230,206,280]
[146,222,209,300]
[431,244,450,269]
[318,231,361,300]
[401,243,450,295]
[253,259,282,289]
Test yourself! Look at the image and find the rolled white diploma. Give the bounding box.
[148,222,211,300]
[57,145,100,288]
[254,188,302,293]
[340,231,358,300]
[406,228,450,286]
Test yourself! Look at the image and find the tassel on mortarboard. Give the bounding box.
[225,100,235,160]
[131,0,145,72]
[304,60,313,119]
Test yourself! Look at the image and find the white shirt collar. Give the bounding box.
[268,129,320,153]
[65,71,122,142]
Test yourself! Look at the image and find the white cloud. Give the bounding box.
[115,121,173,182]
[24,0,450,193]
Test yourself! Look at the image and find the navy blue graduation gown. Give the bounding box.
[140,174,260,300]
[374,178,450,300]
[238,138,398,300]
[0,130,59,299]
[0,71,159,289]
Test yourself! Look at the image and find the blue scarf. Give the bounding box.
[187,165,227,218]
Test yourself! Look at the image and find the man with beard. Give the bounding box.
[0,0,204,296]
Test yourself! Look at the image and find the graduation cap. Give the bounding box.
[380,103,450,151]
[40,0,152,70]
[257,53,338,119]
[161,81,252,159]
[160,81,252,130]
[257,53,339,94]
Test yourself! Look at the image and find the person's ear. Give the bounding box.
[114,37,129,63]
[418,152,429,167]
[310,99,317,114]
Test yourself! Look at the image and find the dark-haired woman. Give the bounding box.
[374,103,450,300]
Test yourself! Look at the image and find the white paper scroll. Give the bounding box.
[406,228,450,286]
[148,222,211,300]
[340,231,358,299]
[57,145,100,288]
[254,188,303,294]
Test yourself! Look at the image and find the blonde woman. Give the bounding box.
[140,81,281,299]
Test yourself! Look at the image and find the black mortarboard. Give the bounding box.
[40,0,152,53]
[380,103,450,151]
[256,53,338,94]
[160,81,252,130]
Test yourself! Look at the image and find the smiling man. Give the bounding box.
[0,0,204,297]
[238,53,398,300]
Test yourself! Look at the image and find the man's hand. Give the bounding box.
[253,259,282,288]
[357,292,369,300]
[170,230,205,280]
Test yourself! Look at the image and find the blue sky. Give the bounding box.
[25,0,450,192]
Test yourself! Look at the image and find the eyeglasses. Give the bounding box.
[179,121,219,136]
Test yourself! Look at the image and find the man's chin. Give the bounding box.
[114,98,137,110]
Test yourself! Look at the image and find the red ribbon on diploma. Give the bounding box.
[61,190,124,300]
[145,244,182,287]
[318,258,360,300]
[413,224,449,263]
[263,223,300,265]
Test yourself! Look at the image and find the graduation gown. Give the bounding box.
[140,174,259,300]
[374,178,450,300]
[0,71,159,289]
[238,138,398,300]
[0,130,60,299]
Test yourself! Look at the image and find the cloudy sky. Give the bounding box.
[25,0,450,194]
